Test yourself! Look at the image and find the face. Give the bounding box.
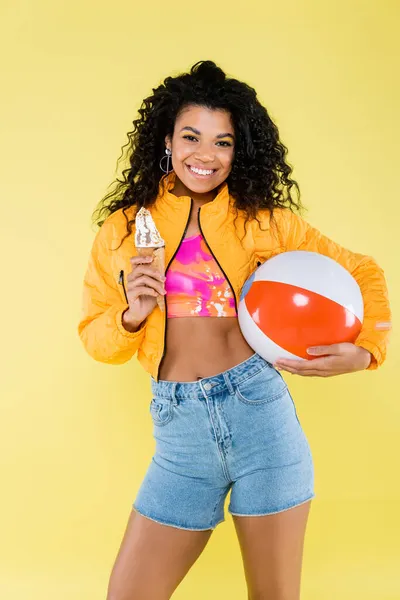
[165,105,235,197]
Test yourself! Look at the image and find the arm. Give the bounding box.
[77,222,146,364]
[255,208,391,370]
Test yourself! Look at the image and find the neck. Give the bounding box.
[170,176,217,207]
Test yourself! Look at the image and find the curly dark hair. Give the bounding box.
[92,60,303,248]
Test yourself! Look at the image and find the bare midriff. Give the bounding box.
[158,316,255,382]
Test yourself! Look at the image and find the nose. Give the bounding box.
[193,156,215,167]
[193,146,215,163]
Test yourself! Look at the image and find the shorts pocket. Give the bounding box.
[149,397,174,426]
[235,366,288,405]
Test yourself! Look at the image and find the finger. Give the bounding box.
[131,286,159,301]
[130,255,153,265]
[274,358,307,368]
[275,358,325,370]
[129,263,165,282]
[128,283,165,300]
[129,275,166,296]
[276,364,325,377]
[307,344,341,356]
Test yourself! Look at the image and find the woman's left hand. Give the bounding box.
[273,343,372,377]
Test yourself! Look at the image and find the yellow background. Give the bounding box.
[1,1,399,598]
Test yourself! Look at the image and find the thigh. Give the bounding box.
[107,508,213,600]
[232,500,312,600]
[227,375,315,515]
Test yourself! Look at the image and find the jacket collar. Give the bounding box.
[157,170,232,217]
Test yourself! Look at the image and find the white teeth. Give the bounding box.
[189,166,214,175]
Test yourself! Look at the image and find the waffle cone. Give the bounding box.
[137,246,165,312]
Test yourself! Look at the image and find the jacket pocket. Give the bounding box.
[118,269,129,303]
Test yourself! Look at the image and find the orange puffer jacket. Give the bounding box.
[78,172,391,381]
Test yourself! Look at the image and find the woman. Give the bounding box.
[78,61,391,600]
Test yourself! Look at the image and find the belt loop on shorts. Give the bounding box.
[170,382,178,406]
[223,372,235,395]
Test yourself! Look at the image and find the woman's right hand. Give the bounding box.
[123,255,166,328]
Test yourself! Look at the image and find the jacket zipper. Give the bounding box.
[197,206,238,313]
[118,270,129,303]
[156,198,194,381]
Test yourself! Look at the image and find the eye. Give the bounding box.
[183,135,232,147]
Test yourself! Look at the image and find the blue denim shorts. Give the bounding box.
[133,353,315,531]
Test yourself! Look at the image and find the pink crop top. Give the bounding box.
[165,233,238,318]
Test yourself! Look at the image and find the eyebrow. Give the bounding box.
[180,126,235,140]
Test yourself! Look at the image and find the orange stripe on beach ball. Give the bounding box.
[245,281,362,359]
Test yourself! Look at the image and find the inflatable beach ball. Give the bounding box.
[238,251,364,364]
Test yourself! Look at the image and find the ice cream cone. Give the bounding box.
[137,245,165,312]
[135,207,166,312]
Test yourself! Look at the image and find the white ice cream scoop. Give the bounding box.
[135,207,165,248]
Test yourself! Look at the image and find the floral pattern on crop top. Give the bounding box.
[165,233,237,318]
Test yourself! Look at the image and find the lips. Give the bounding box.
[186,165,216,179]
[187,164,217,171]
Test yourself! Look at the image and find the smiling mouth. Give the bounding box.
[186,164,217,176]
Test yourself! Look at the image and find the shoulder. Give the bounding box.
[258,206,308,231]
[253,206,296,224]
[97,205,137,235]
[93,205,137,250]
[101,204,137,228]
[252,205,294,235]
[251,206,307,250]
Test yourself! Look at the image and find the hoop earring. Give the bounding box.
[159,147,173,174]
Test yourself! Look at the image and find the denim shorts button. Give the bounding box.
[204,382,212,391]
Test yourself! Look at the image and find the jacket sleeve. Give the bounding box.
[261,209,392,370]
[77,222,146,364]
